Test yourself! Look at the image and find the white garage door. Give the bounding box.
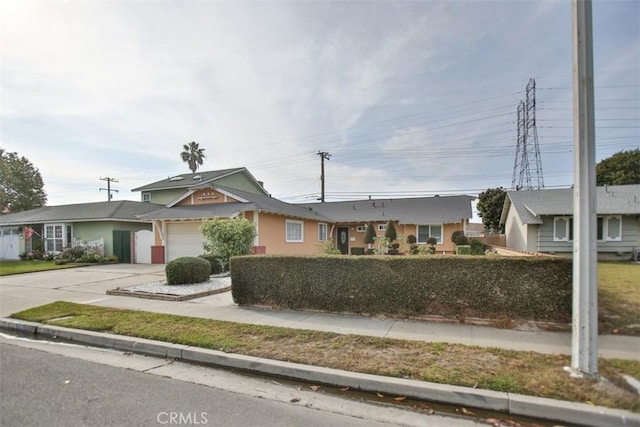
[166,222,206,262]
[0,228,20,260]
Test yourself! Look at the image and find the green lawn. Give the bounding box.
[598,261,640,335]
[0,260,85,276]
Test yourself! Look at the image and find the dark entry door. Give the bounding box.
[337,227,349,254]
[113,230,131,263]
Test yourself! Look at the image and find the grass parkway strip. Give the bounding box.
[9,301,640,413]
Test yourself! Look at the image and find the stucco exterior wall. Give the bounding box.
[73,221,152,256]
[328,221,463,254]
[254,212,325,255]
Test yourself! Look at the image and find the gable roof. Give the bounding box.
[301,195,475,224]
[131,167,268,195]
[500,184,640,225]
[138,186,333,222]
[0,201,163,226]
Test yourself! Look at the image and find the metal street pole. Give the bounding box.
[570,0,598,378]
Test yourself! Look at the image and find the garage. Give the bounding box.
[166,222,206,262]
[0,227,20,260]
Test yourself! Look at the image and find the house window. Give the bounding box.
[142,192,151,202]
[356,225,366,232]
[318,223,328,241]
[378,224,387,231]
[44,224,65,252]
[553,217,573,242]
[286,220,304,243]
[417,224,443,244]
[598,216,622,241]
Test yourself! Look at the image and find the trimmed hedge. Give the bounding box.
[165,256,211,285]
[230,256,573,322]
[456,245,471,255]
[198,254,225,274]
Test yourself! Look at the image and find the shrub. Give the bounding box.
[165,256,211,285]
[456,245,471,255]
[470,238,485,255]
[201,218,256,269]
[319,240,342,255]
[364,222,376,247]
[230,256,573,322]
[406,234,417,244]
[454,234,470,246]
[61,246,86,261]
[384,221,397,242]
[199,254,225,274]
[451,230,465,243]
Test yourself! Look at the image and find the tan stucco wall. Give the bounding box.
[255,212,325,255]
[330,221,464,254]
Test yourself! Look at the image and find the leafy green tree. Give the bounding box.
[476,187,507,233]
[596,149,640,186]
[180,141,206,173]
[201,218,256,269]
[0,148,47,213]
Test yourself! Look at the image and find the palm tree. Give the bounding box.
[180,141,206,173]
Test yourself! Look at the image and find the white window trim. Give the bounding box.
[286,219,304,243]
[553,217,572,242]
[377,224,387,231]
[416,224,443,244]
[602,215,622,242]
[318,223,328,242]
[356,225,366,232]
[44,223,66,253]
[142,192,151,202]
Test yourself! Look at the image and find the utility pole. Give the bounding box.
[317,151,331,202]
[100,177,119,201]
[569,0,598,379]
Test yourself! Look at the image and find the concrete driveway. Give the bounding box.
[0,264,233,318]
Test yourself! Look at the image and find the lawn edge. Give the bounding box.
[1,317,638,427]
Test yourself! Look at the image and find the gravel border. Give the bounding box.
[106,274,231,301]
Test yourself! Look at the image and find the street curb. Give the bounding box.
[1,318,638,427]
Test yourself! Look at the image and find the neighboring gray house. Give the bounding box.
[499,184,640,259]
[0,201,160,261]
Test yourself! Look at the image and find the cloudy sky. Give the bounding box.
[2,0,638,217]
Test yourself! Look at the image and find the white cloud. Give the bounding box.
[1,0,637,207]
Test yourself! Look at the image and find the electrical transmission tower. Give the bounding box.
[511,78,544,190]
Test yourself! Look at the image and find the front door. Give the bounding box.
[337,227,349,255]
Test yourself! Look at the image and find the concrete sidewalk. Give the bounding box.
[1,264,638,360]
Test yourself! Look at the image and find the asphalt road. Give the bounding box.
[0,337,481,427]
